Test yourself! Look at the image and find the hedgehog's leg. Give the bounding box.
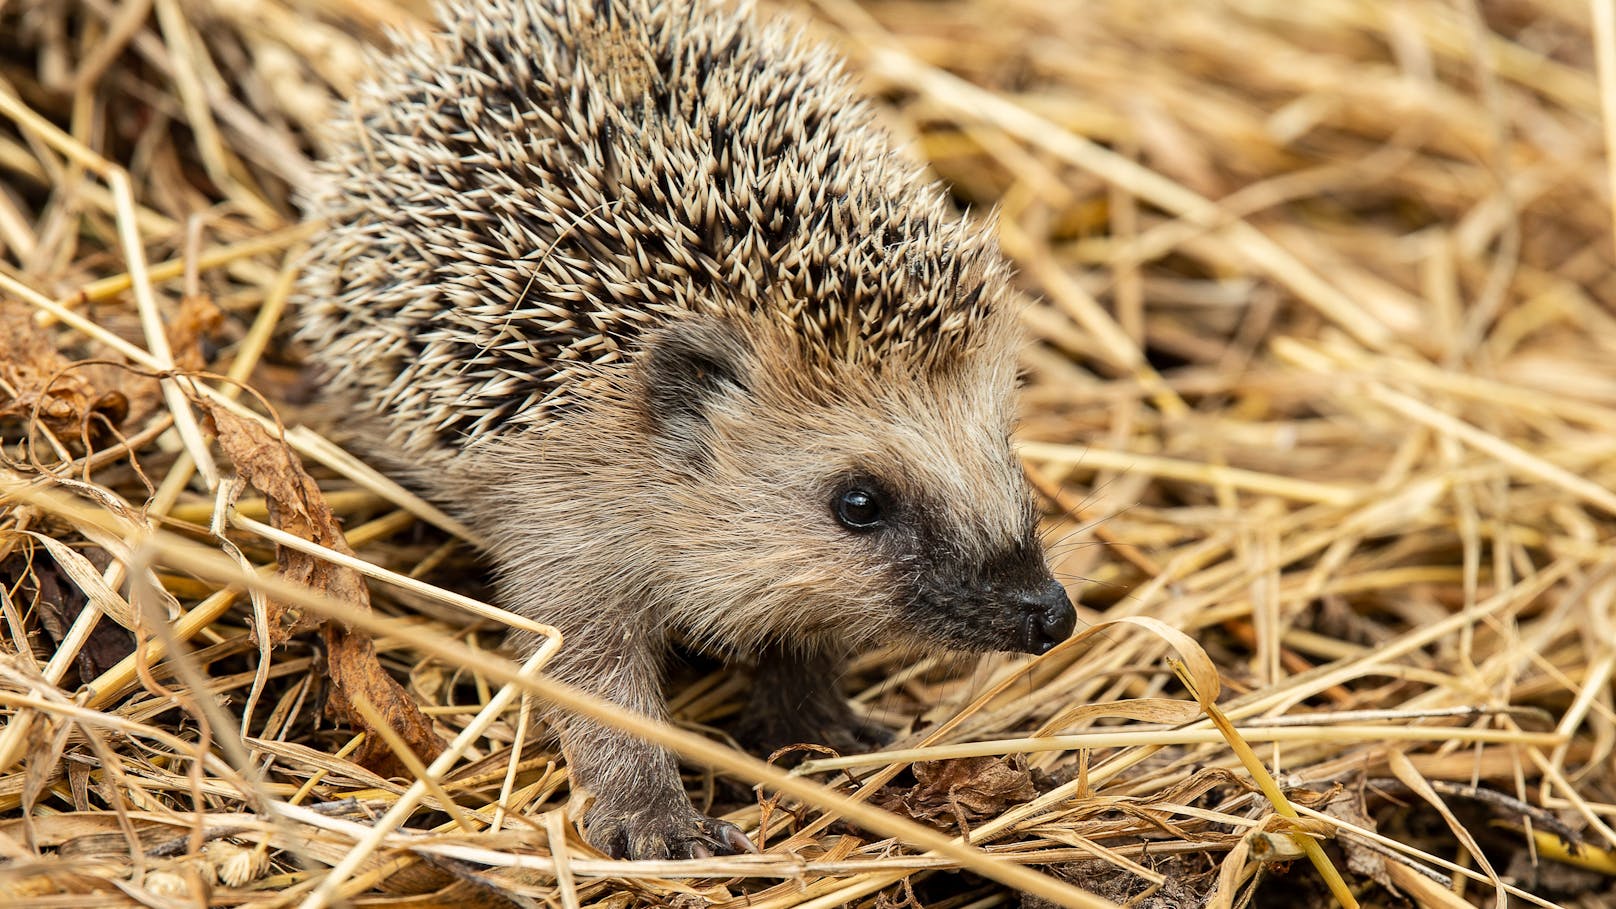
[735,646,893,758]
[515,626,754,860]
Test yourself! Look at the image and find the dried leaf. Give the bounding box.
[167,293,223,373]
[1323,791,1394,894]
[11,542,134,682]
[24,532,136,630]
[913,756,1037,814]
[199,401,358,643]
[1041,696,1202,733]
[884,756,1038,829]
[322,621,444,776]
[0,301,130,443]
[198,399,443,775]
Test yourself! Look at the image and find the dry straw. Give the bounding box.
[1,0,1615,906]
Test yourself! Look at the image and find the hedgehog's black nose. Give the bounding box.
[1018,580,1076,654]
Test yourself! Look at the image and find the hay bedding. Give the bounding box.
[0,0,1613,905]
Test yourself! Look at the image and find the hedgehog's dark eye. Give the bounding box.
[835,488,884,531]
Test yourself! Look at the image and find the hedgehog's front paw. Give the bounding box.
[848,720,895,750]
[584,799,756,860]
[802,716,894,756]
[735,708,892,759]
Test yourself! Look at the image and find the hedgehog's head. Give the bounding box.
[631,312,1076,656]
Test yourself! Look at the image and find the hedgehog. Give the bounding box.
[295,0,1078,860]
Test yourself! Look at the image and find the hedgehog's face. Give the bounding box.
[636,318,1076,656]
[815,458,1077,656]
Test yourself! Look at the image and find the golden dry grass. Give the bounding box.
[2,0,1615,906]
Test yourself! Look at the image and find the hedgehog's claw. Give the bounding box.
[586,801,755,861]
[716,820,760,856]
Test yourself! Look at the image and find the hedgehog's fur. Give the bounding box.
[298,0,1011,456]
[296,0,1075,861]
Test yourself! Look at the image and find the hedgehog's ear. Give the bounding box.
[639,319,751,460]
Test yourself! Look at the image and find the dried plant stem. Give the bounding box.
[5,2,1614,905]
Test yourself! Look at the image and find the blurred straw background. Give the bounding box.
[2,0,1615,906]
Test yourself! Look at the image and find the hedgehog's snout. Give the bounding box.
[1014,579,1076,654]
[899,538,1077,654]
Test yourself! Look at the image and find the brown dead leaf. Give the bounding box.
[321,621,444,778]
[200,402,354,643]
[16,543,135,683]
[1323,792,1394,894]
[0,301,131,445]
[198,399,443,775]
[882,756,1038,832]
[167,293,223,373]
[913,755,1037,814]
